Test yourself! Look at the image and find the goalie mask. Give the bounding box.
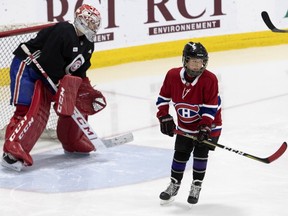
[182,42,209,77]
[74,4,101,42]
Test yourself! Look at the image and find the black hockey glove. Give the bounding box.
[159,114,176,137]
[197,125,211,142]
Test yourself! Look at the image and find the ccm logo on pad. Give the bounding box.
[57,87,65,113]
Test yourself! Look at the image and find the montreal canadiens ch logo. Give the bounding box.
[70,60,82,72]
[175,103,200,123]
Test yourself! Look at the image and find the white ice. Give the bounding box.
[0,45,288,216]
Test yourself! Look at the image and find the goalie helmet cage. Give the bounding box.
[0,23,58,139]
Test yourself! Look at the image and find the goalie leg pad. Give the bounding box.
[57,115,96,153]
[3,80,52,165]
[54,75,82,116]
[4,105,29,140]
[3,140,33,166]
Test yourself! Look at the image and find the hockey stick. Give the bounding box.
[21,44,133,149]
[261,11,288,33]
[174,129,287,164]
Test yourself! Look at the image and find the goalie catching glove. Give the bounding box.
[54,75,106,116]
[76,77,106,115]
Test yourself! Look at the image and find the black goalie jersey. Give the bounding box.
[13,21,94,84]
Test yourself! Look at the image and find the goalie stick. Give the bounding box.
[21,44,133,149]
[261,11,288,33]
[174,129,287,164]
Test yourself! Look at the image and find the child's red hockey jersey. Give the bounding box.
[156,67,222,137]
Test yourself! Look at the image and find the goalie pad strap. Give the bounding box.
[3,80,52,165]
[54,75,82,116]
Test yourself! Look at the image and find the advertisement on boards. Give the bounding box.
[0,0,287,51]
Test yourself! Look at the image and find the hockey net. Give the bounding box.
[0,23,58,139]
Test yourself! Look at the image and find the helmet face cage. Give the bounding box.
[74,4,101,42]
[182,42,209,77]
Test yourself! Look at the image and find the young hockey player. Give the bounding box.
[1,4,106,171]
[156,42,222,204]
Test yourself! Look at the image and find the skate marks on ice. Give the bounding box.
[159,198,244,216]
[0,145,173,193]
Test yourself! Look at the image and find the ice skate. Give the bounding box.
[187,180,202,204]
[1,152,24,172]
[159,181,180,205]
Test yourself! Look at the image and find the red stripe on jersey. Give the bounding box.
[13,61,26,104]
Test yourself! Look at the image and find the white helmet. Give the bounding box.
[74,4,101,42]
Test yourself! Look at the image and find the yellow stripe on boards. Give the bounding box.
[1,30,287,86]
[91,30,288,69]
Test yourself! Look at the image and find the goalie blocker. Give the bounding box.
[2,75,107,171]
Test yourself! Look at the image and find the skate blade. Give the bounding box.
[1,159,24,172]
[160,197,175,206]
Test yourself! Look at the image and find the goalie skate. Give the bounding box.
[1,153,24,172]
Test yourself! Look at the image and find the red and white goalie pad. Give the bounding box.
[54,75,82,116]
[3,80,53,166]
[57,115,96,153]
[76,77,106,115]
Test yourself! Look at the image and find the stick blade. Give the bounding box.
[102,132,134,148]
[266,142,287,163]
[261,11,276,31]
[261,11,288,33]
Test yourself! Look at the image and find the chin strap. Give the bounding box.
[185,67,205,78]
